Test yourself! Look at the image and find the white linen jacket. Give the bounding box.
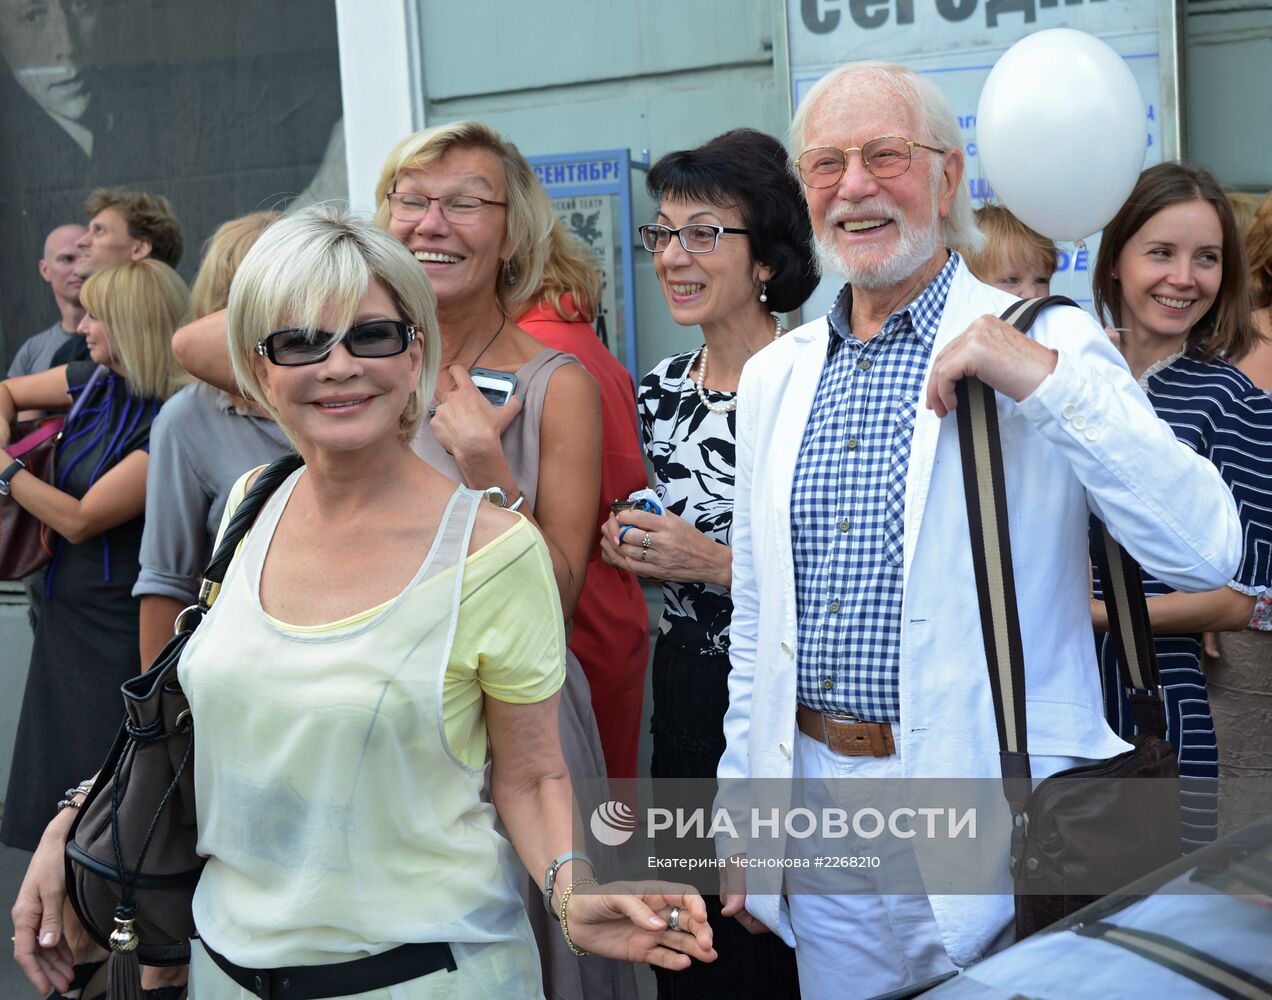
[718,261,1243,965]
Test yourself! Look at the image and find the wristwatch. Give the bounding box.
[482,486,526,512]
[0,458,27,497]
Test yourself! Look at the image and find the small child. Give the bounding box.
[965,205,1057,299]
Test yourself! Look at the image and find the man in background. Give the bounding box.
[47,188,184,368]
[6,224,86,381]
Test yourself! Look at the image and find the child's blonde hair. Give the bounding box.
[964,205,1058,284]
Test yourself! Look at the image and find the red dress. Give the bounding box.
[516,297,650,779]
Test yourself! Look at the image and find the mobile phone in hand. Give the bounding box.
[470,367,518,407]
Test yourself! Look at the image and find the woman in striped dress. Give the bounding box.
[1090,162,1272,849]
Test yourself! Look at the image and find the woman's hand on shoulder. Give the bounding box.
[603,509,730,588]
[563,881,716,970]
[430,365,524,463]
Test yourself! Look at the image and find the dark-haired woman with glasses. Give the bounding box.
[600,128,817,1000]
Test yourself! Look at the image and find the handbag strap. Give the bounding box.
[194,452,304,611]
[56,363,108,438]
[954,295,1163,813]
[7,364,108,458]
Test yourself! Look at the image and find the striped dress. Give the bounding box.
[1097,351,1272,850]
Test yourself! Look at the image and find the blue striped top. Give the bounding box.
[1140,352,1272,597]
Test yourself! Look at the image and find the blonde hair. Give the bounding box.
[80,260,190,400]
[1245,190,1272,310]
[536,217,601,322]
[964,205,1058,283]
[227,205,440,444]
[191,211,281,318]
[789,61,983,254]
[372,120,553,314]
[1228,191,1264,241]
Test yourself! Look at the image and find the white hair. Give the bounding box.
[227,204,440,442]
[790,61,984,254]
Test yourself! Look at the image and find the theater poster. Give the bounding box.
[530,150,639,381]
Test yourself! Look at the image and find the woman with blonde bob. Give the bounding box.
[172,123,632,998]
[13,206,713,1000]
[0,259,189,853]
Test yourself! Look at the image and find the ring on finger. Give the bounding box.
[668,906,682,932]
[641,549,649,561]
[642,534,653,549]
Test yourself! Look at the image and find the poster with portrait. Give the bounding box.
[0,0,346,367]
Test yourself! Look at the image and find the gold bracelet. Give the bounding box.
[559,876,599,957]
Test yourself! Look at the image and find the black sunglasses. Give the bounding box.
[255,319,416,367]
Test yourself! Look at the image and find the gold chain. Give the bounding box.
[559,876,600,956]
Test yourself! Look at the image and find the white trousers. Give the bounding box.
[785,731,956,999]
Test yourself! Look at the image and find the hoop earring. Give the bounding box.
[504,260,518,286]
[759,282,768,304]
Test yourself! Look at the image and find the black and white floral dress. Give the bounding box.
[639,350,737,656]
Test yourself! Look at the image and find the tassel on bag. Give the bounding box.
[107,906,145,1000]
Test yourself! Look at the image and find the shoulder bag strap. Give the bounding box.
[954,296,1162,812]
[192,452,305,612]
[47,363,108,445]
[64,363,108,424]
[1089,520,1166,738]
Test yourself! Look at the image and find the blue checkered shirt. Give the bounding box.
[790,252,960,723]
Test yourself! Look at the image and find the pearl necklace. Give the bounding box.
[693,316,784,414]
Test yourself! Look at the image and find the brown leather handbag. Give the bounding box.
[0,365,106,580]
[955,296,1181,941]
[65,453,302,992]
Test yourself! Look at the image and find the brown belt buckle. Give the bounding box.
[822,712,894,757]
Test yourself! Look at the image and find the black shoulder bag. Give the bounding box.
[65,453,303,997]
[955,295,1180,940]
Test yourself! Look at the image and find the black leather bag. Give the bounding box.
[955,295,1181,940]
[65,454,302,990]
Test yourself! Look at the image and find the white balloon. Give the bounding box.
[976,29,1146,243]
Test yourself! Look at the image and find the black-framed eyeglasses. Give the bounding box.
[796,136,947,188]
[386,191,508,224]
[255,319,416,367]
[639,223,750,254]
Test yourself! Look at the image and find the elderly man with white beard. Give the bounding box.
[713,60,1243,997]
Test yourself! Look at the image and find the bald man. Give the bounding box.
[6,224,87,378]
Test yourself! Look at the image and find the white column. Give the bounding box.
[335,0,422,212]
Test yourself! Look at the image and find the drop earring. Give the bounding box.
[504,260,518,286]
[759,282,768,304]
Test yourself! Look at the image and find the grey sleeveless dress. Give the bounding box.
[413,348,638,1000]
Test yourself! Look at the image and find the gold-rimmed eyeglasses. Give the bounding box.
[386,192,507,224]
[796,136,947,189]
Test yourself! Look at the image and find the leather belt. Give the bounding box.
[201,939,456,999]
[797,705,896,757]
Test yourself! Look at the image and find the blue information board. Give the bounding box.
[530,149,640,381]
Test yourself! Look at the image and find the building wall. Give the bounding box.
[388,0,1270,378]
[1186,0,1272,191]
[414,0,788,377]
